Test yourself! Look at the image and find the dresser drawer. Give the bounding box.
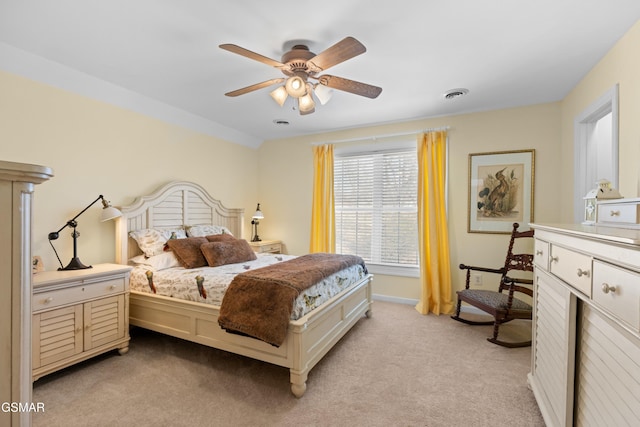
[597,202,640,225]
[534,239,549,271]
[33,277,126,312]
[549,245,592,297]
[592,260,640,331]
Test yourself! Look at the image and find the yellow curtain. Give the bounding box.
[415,131,454,315]
[309,144,335,253]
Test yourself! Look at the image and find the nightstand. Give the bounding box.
[32,263,132,381]
[248,240,282,254]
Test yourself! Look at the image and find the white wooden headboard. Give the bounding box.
[115,181,244,263]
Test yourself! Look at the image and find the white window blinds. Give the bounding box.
[334,148,418,268]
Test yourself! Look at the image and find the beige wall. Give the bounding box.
[2,19,637,302]
[559,20,640,220]
[258,103,563,300]
[0,71,259,271]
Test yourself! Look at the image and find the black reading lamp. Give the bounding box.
[251,203,264,242]
[48,195,122,271]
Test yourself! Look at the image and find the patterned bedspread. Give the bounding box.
[129,253,367,320]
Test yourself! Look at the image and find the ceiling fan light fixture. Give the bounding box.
[314,83,333,105]
[285,75,307,98]
[298,92,316,115]
[270,86,288,107]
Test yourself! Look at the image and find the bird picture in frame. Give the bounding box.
[476,164,523,220]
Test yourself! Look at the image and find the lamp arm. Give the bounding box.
[48,195,105,240]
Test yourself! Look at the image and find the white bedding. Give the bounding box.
[129,253,367,320]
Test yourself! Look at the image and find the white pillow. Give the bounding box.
[129,228,186,257]
[129,251,181,270]
[185,224,233,237]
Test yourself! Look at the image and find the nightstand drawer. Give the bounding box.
[249,240,282,254]
[33,277,125,312]
[592,260,640,331]
[259,243,281,253]
[549,245,592,297]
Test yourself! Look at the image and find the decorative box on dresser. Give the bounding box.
[249,239,282,254]
[0,160,53,427]
[32,263,132,381]
[529,223,640,427]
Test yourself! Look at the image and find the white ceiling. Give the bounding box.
[1,1,639,148]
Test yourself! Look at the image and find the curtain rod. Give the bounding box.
[310,126,451,146]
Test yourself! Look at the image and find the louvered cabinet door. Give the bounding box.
[575,304,640,426]
[83,294,126,350]
[32,305,83,370]
[530,269,578,427]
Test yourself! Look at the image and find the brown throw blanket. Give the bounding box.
[218,253,367,347]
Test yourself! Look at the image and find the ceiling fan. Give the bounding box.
[219,37,382,115]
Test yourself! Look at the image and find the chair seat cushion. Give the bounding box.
[457,289,532,312]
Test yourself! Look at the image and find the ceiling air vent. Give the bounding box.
[444,88,469,100]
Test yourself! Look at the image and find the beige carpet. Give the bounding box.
[32,301,545,427]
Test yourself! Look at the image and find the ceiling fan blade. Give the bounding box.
[307,37,366,71]
[225,78,285,97]
[219,44,285,68]
[318,75,382,99]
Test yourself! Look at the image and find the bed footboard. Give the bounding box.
[129,274,373,397]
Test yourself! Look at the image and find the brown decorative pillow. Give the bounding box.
[200,239,257,267]
[205,233,237,243]
[165,237,208,269]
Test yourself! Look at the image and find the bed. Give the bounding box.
[114,181,373,397]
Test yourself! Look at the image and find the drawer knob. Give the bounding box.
[535,250,543,256]
[44,297,54,304]
[609,210,620,217]
[550,256,559,263]
[85,324,91,330]
[109,285,116,290]
[601,283,617,294]
[75,327,81,334]
[576,268,590,278]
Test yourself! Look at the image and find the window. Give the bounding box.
[334,146,419,276]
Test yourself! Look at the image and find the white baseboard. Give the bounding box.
[372,294,488,316]
[372,294,418,305]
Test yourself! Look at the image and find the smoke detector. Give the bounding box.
[444,88,469,100]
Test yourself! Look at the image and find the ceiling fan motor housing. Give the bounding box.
[281,45,317,75]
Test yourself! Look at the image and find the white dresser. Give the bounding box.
[529,223,640,427]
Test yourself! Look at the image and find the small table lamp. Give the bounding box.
[48,195,122,270]
[251,203,264,242]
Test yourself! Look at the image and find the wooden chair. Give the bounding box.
[451,223,534,347]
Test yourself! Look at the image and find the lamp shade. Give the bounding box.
[100,197,122,222]
[100,205,122,222]
[298,92,316,115]
[270,86,288,107]
[285,75,307,98]
[252,203,264,220]
[314,83,333,105]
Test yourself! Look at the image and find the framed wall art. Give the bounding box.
[468,149,535,233]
